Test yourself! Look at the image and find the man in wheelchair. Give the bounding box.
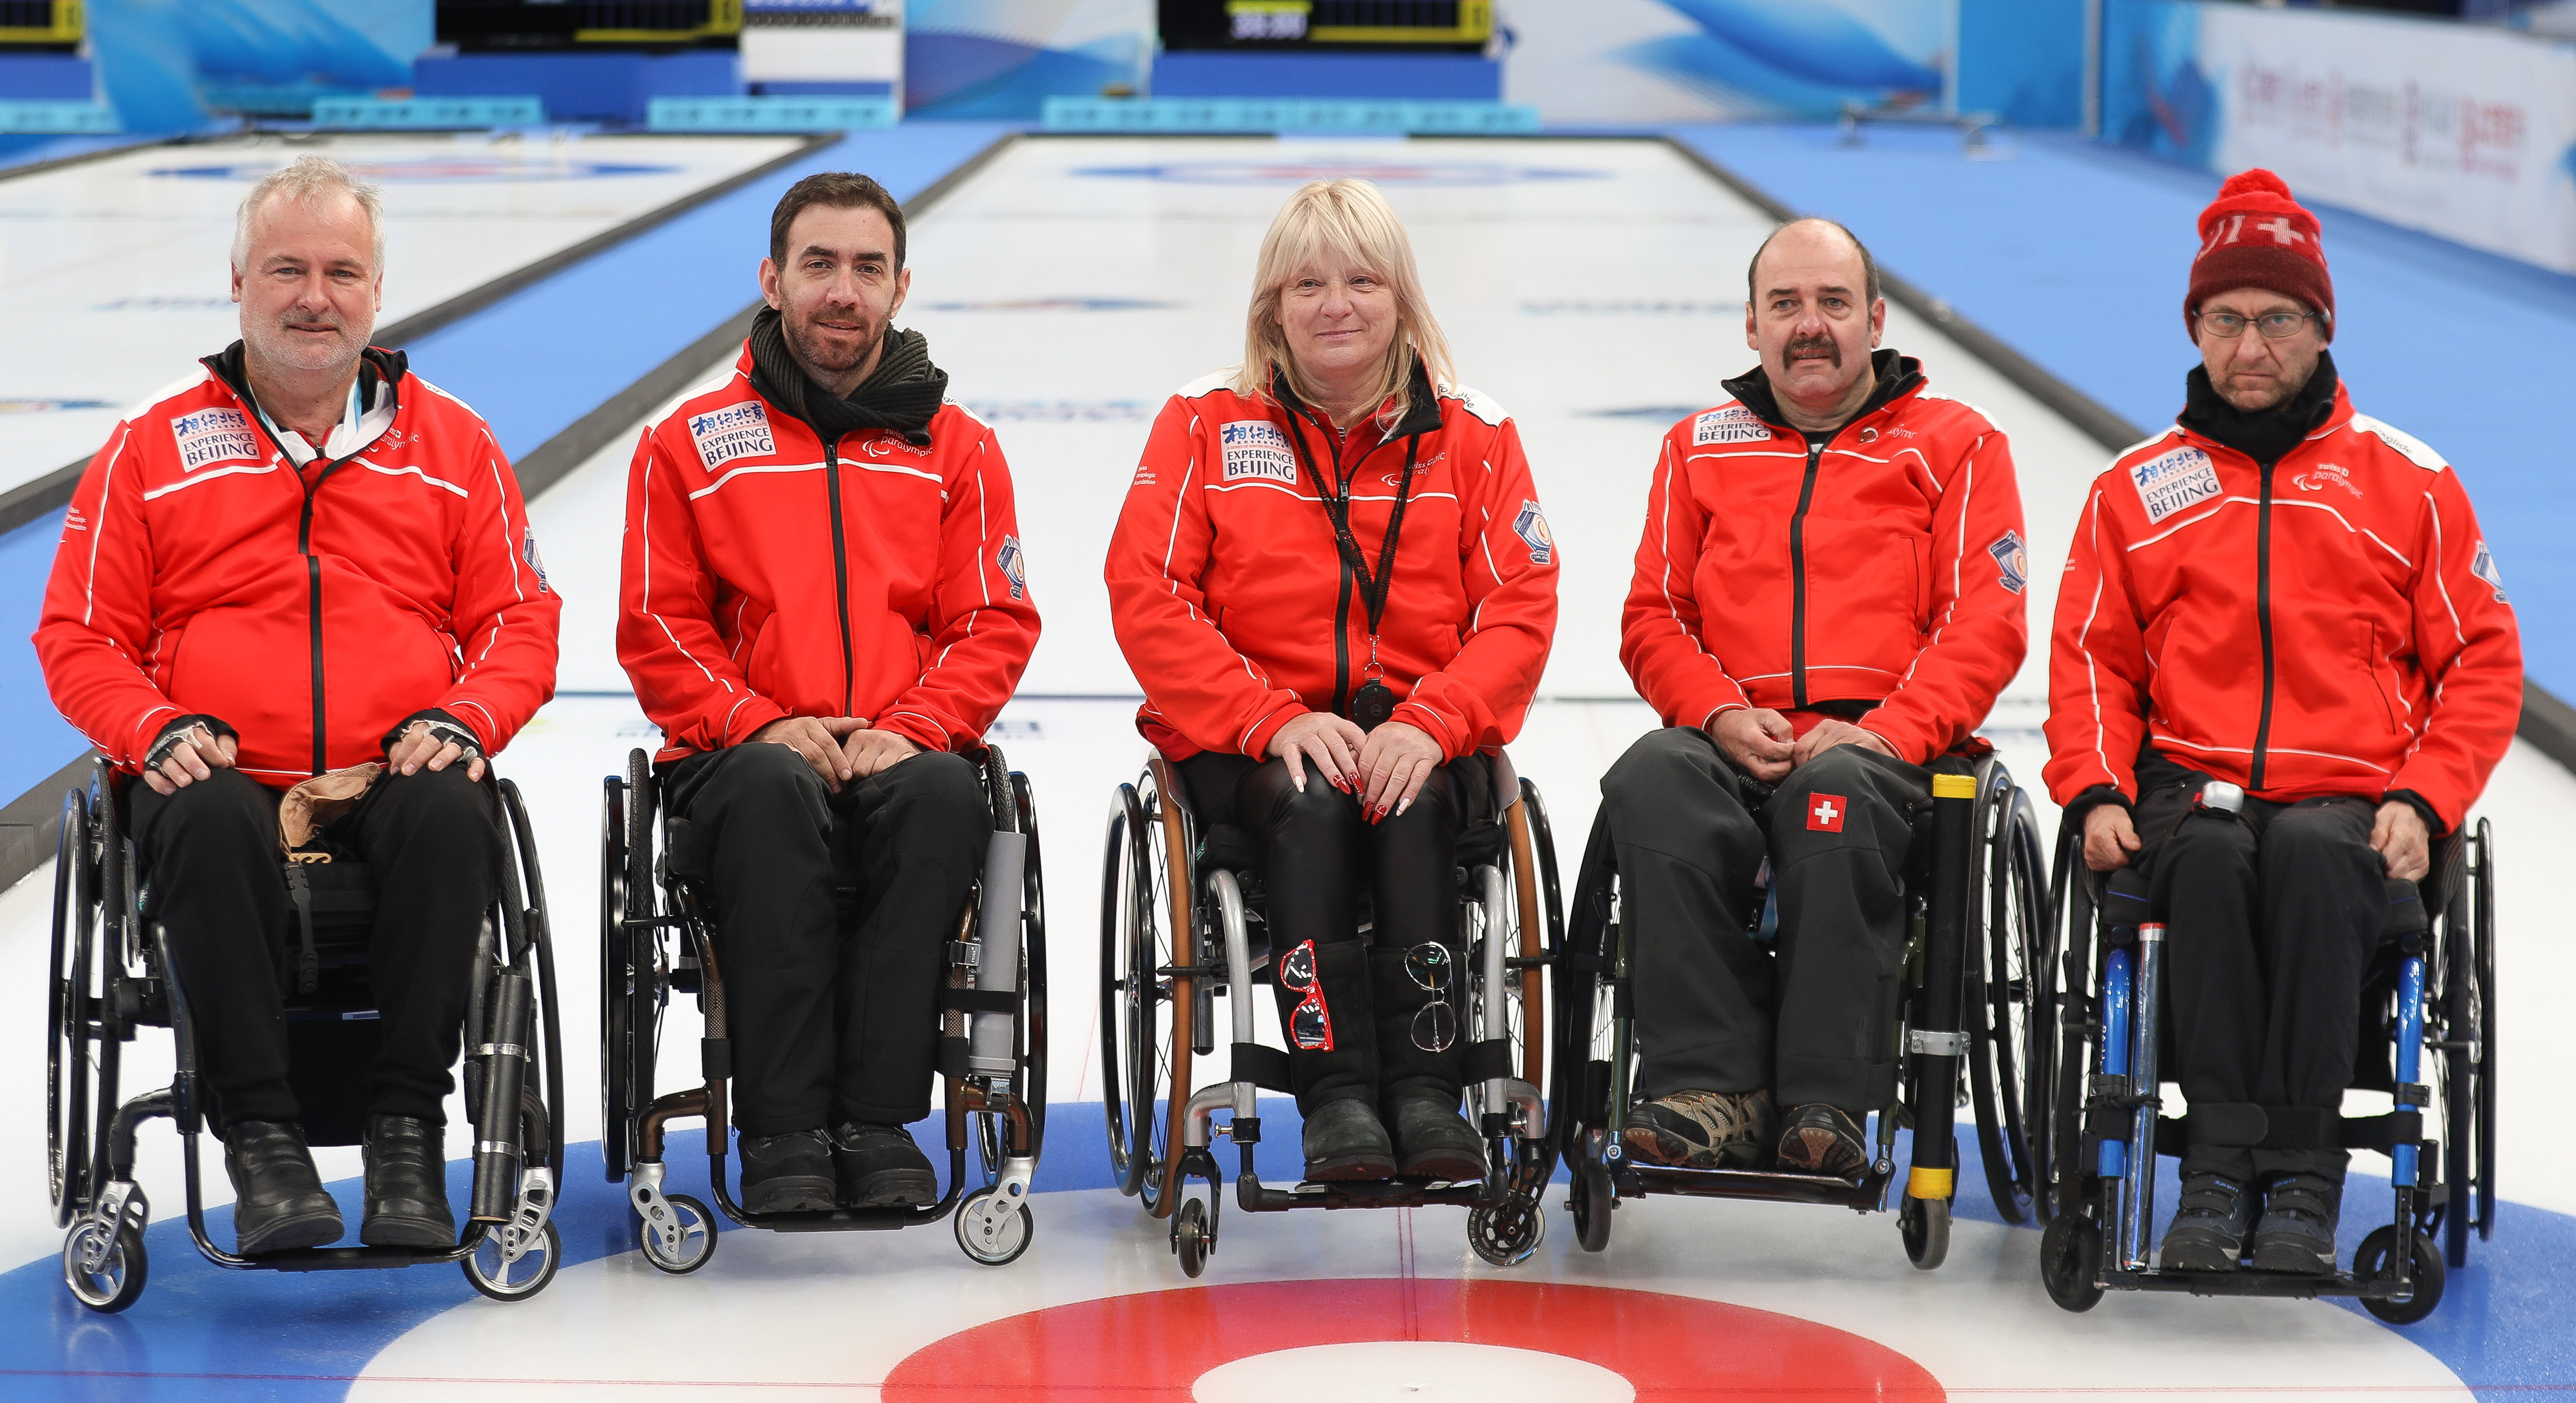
[2043,171,2520,1274]
[617,173,1041,1214]
[1600,218,2028,1178]
[32,156,562,1255]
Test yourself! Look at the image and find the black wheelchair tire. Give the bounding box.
[1899,1193,1949,1271]
[48,785,94,1229]
[2473,818,2497,1244]
[61,1215,145,1314]
[1174,1196,1210,1278]
[2039,1211,2104,1313]
[1571,1152,1614,1253]
[640,1193,718,1275]
[1467,1192,1546,1267]
[2357,1225,2445,1325]
[1966,772,2047,1228]
[1098,794,1142,1196]
[599,773,634,1182]
[1013,770,1048,1158]
[463,1218,560,1302]
[2441,855,2475,1269]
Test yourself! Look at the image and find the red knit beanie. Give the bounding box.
[2186,168,2333,341]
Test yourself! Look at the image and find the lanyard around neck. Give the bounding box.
[1285,409,1420,643]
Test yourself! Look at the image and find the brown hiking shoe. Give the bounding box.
[1623,1088,1775,1169]
[1775,1103,1871,1180]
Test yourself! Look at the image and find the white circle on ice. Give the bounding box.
[1192,1342,1636,1403]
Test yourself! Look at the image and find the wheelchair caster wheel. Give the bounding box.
[1468,1193,1546,1267]
[61,1217,147,1313]
[1900,1194,1950,1271]
[639,1193,717,1275]
[2040,1213,2104,1313]
[2357,1226,2446,1325]
[1570,1155,1614,1254]
[464,1218,560,1301]
[1174,1197,1211,1278]
[956,1188,1034,1267]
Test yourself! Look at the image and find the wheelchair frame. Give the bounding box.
[46,759,567,1313]
[2035,816,2497,1325]
[1550,755,2052,1269]
[1097,752,1565,1278]
[599,744,1048,1271]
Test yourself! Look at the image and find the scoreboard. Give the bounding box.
[1159,1,1491,53]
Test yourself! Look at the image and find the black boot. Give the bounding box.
[2252,1171,2343,1275]
[1277,938,1393,1180]
[2159,1170,2255,1271]
[360,1115,455,1248]
[831,1121,938,1207]
[1372,941,1485,1181]
[738,1128,837,1213]
[223,1120,342,1254]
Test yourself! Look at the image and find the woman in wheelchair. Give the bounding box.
[1104,178,1558,1183]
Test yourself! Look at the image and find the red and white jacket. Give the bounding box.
[1105,363,1558,761]
[2043,378,2520,833]
[1621,353,2029,764]
[617,346,1039,761]
[36,346,560,785]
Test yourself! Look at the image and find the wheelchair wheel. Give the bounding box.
[464,1218,561,1301]
[2039,1211,2103,1313]
[2037,821,2097,1223]
[2471,819,2496,1247]
[1174,1196,1210,1279]
[1899,1193,1950,1270]
[48,785,97,1229]
[956,1187,1036,1267]
[1468,1193,1546,1267]
[1570,1154,1614,1253]
[2357,1226,2445,1325]
[1965,765,2049,1226]
[1102,766,1194,1212]
[601,754,664,1183]
[638,1193,717,1274]
[61,1214,145,1314]
[1012,770,1049,1155]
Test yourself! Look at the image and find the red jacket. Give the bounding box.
[1620,354,2029,764]
[2043,377,2521,833]
[36,347,560,785]
[1105,365,1558,761]
[618,346,1039,761]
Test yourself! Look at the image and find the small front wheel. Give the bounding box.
[956,1187,1035,1267]
[1468,1193,1546,1267]
[464,1219,560,1301]
[1900,1194,1950,1271]
[1174,1197,1210,1278]
[1571,1154,1615,1253]
[2039,1212,2104,1313]
[639,1193,716,1275]
[2357,1226,2446,1325]
[62,1217,146,1313]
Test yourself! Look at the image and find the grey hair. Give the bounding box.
[231,154,386,276]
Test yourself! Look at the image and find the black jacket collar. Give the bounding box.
[1270,354,1445,439]
[2178,349,2340,469]
[1723,348,1920,437]
[201,342,405,429]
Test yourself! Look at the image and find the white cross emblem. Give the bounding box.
[1814,798,1838,826]
[2255,216,2304,245]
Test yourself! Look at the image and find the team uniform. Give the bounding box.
[1104,360,1556,1165]
[617,337,1039,1142]
[1603,350,2027,1136]
[35,343,559,1133]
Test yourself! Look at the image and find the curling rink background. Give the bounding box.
[3,132,2574,1398]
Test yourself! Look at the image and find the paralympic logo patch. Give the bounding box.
[1988,529,2028,595]
[169,407,261,472]
[1692,405,1770,446]
[1219,420,1296,484]
[688,401,774,469]
[1514,500,1554,565]
[2129,445,2222,524]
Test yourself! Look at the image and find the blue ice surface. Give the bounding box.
[0,1104,2563,1398]
[1670,121,2576,701]
[0,121,1012,806]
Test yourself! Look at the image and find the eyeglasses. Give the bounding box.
[1405,942,1456,1053]
[1279,941,1334,1051]
[2196,310,2320,340]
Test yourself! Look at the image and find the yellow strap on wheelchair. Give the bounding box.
[1907,1165,1954,1199]
[1931,774,1978,799]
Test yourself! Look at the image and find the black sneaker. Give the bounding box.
[737,1128,837,1213]
[1624,1088,1775,1169]
[2159,1172,2254,1271]
[1300,1098,1397,1181]
[2251,1173,2342,1275]
[1774,1103,1871,1180]
[831,1122,939,1207]
[1386,1095,1487,1182]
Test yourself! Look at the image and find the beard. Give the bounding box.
[783,299,884,383]
[244,308,367,376]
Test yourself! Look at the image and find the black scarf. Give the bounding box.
[2179,349,2339,468]
[747,306,948,446]
[1722,347,1921,436]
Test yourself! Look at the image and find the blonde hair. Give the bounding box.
[232,154,386,276]
[1234,179,1456,429]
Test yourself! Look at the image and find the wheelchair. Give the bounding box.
[1099,750,1564,1278]
[47,758,565,1313]
[2034,804,2496,1325]
[1550,754,2051,1268]
[600,743,1046,1271]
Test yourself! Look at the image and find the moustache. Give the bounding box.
[1784,336,1841,366]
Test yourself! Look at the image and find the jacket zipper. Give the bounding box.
[2251,456,2277,789]
[295,458,354,777]
[1787,435,1827,709]
[823,439,857,718]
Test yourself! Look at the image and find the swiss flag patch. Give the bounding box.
[1807,794,1847,833]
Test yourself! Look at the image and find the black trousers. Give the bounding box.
[128,765,501,1129]
[1176,751,1490,1115]
[664,743,989,1136]
[1600,727,1929,1114]
[2132,754,2386,1181]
